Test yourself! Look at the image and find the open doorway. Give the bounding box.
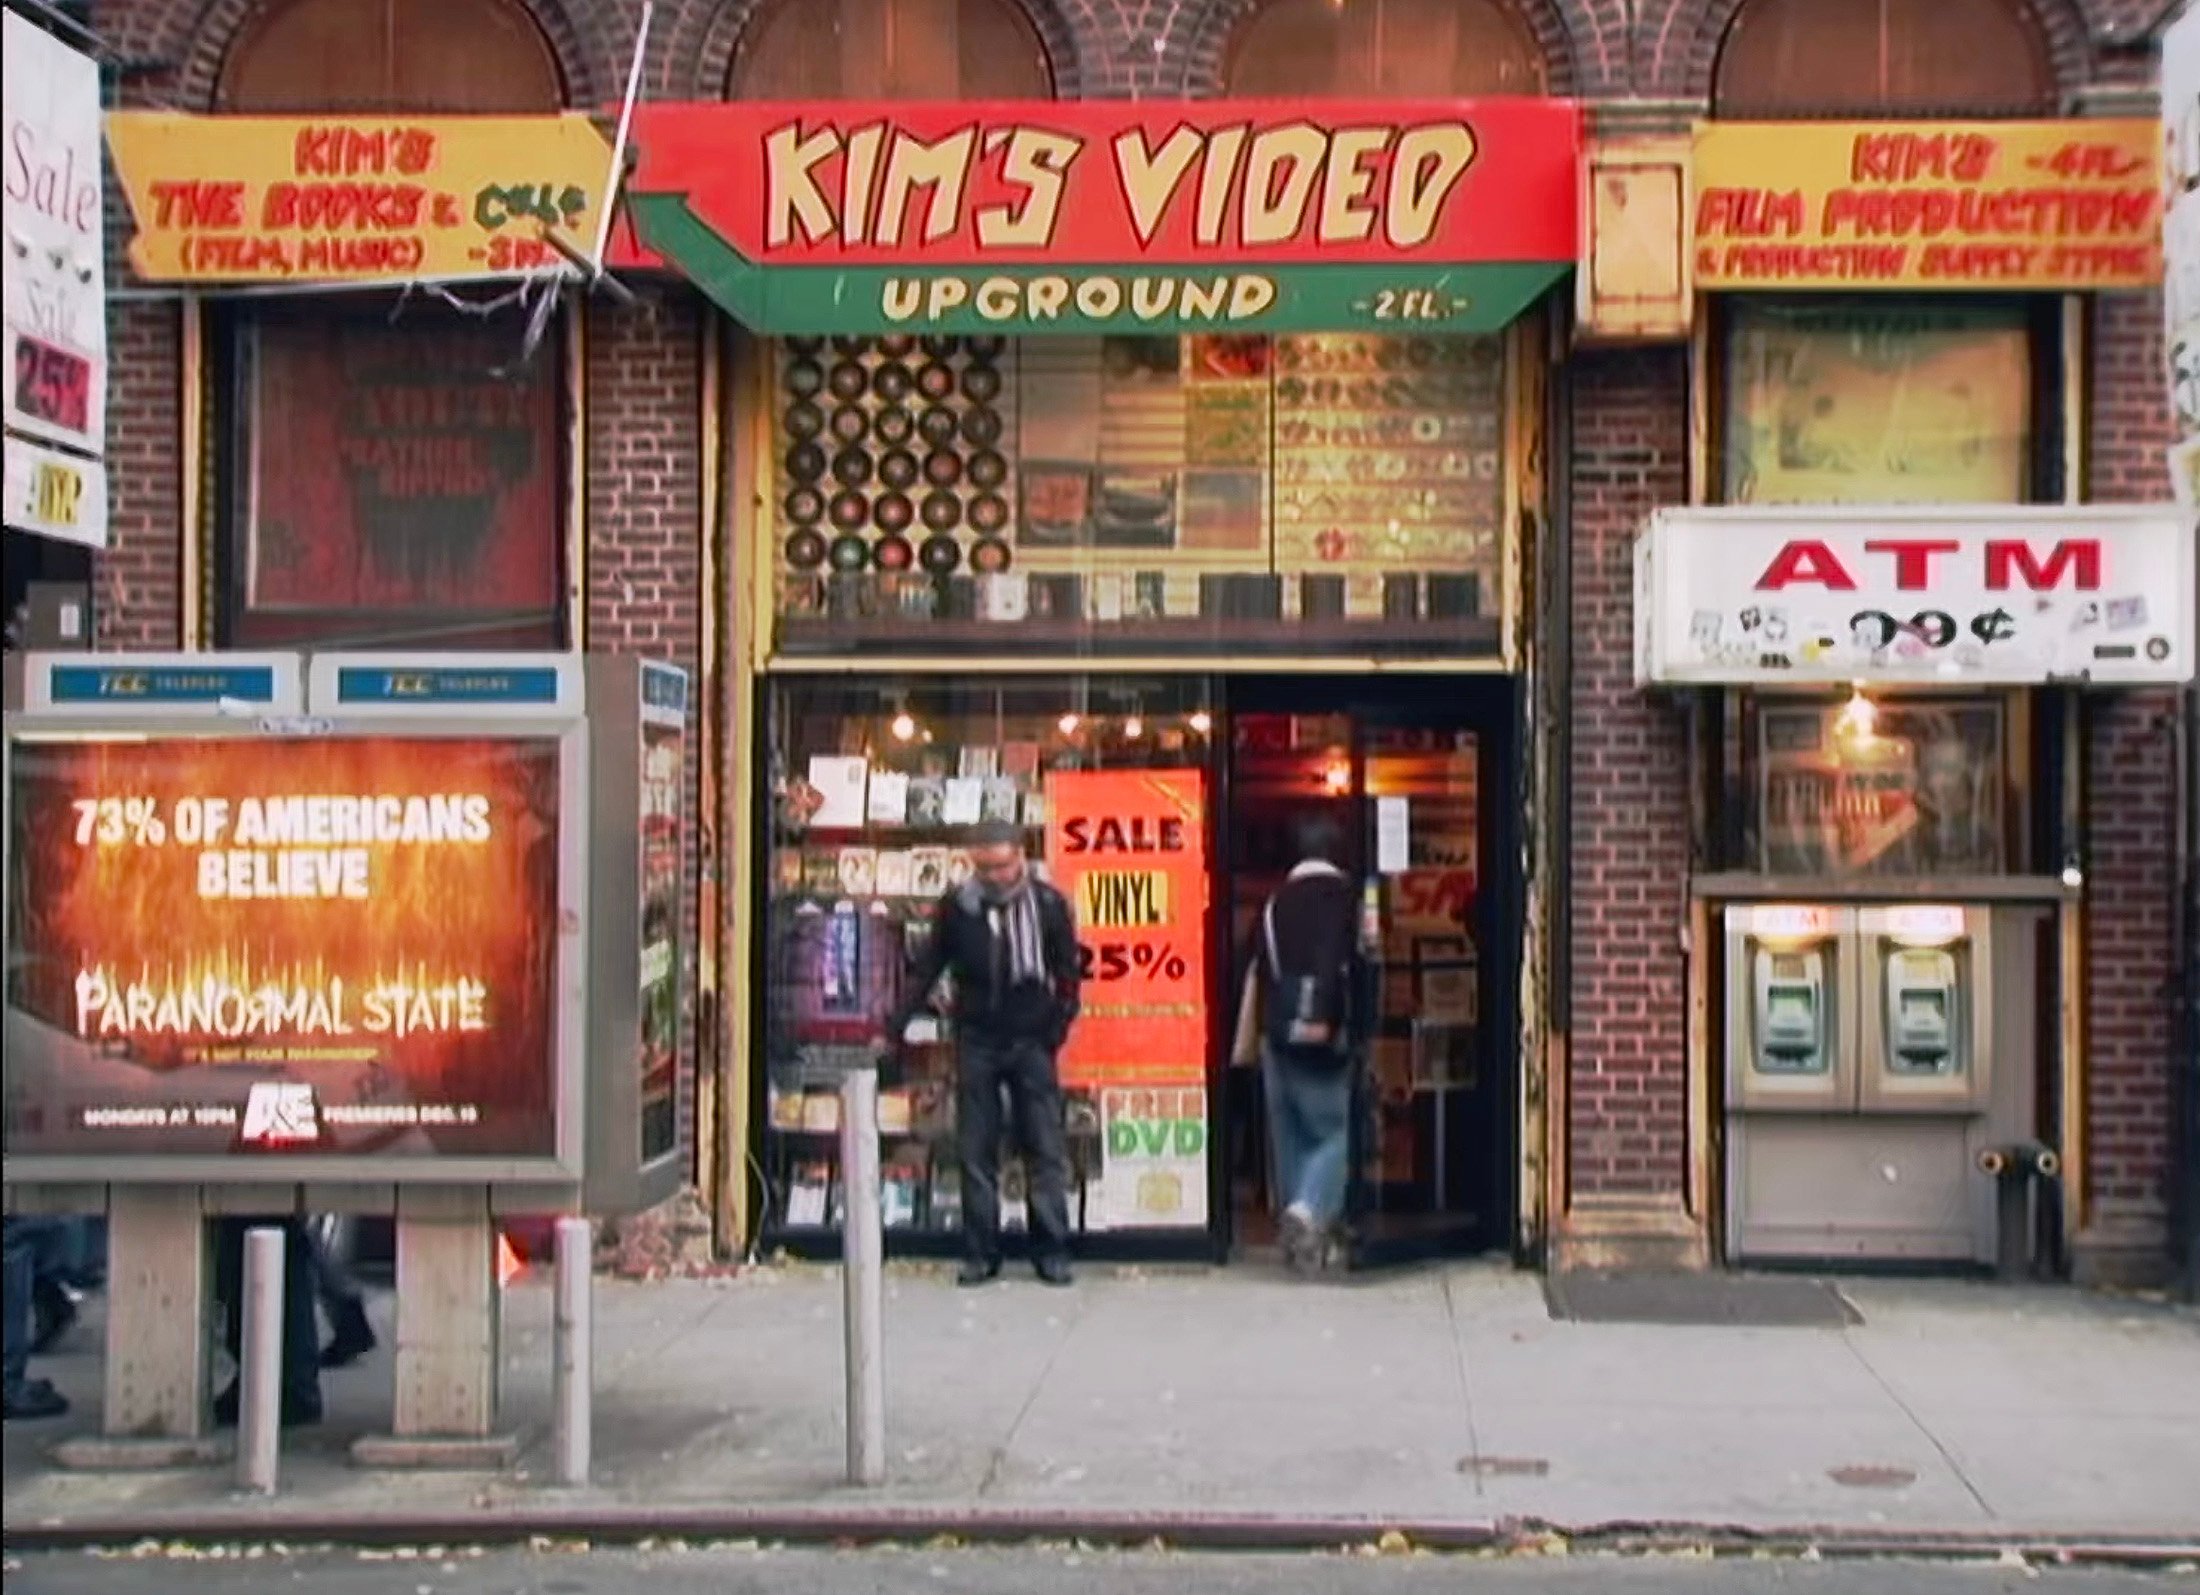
[1220,676,1519,1267]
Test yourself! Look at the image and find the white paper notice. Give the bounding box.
[942,777,985,825]
[867,770,910,825]
[1376,796,1411,874]
[806,755,869,829]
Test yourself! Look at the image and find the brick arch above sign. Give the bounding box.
[214,0,569,112]
[1708,0,2066,116]
[719,0,1059,99]
[1192,0,1575,97]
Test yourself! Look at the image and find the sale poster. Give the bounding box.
[3,735,563,1162]
[638,719,684,1164]
[1043,768,1208,1092]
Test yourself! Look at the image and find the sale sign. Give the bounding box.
[103,112,616,284]
[1043,768,1208,1092]
[1693,120,2160,291]
[3,734,564,1164]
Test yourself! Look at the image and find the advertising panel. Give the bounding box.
[1693,120,2160,292]
[103,113,617,285]
[1043,768,1209,1092]
[1635,506,2197,687]
[636,665,686,1165]
[617,98,1580,334]
[3,732,568,1171]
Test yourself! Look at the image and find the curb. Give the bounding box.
[7,1507,2199,1567]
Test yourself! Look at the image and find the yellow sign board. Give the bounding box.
[1693,119,2161,291]
[105,113,615,284]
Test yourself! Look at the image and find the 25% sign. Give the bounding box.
[1078,939,1192,984]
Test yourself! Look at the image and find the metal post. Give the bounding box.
[236,1226,285,1494]
[839,1065,885,1487]
[552,1216,593,1487]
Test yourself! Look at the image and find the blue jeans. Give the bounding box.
[1262,1047,1353,1229]
[3,1217,68,1399]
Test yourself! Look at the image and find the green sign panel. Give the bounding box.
[628,195,1566,337]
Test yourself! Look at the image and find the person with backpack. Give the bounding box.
[1240,815,1372,1275]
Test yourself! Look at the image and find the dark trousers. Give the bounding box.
[213,1218,322,1411]
[957,1036,1073,1266]
[3,1217,67,1399]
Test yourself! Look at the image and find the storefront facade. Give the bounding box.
[74,0,2192,1284]
[615,82,1579,1261]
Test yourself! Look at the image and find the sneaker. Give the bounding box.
[1278,1206,1320,1275]
[956,1258,1002,1288]
[1033,1257,1073,1287]
[3,1378,69,1420]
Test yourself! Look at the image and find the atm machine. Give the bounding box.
[1722,902,2046,1265]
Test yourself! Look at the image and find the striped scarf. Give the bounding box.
[984,883,1046,988]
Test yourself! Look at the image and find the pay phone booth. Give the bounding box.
[1722,902,2045,1267]
[1,650,686,1464]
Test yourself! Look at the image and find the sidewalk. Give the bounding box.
[5,1259,2197,1552]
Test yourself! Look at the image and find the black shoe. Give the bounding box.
[30,1281,78,1354]
[212,1382,324,1429]
[3,1378,69,1420]
[320,1300,377,1369]
[1033,1257,1073,1287]
[956,1259,1001,1287]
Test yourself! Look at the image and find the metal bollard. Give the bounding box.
[839,1064,885,1487]
[552,1216,593,1487]
[236,1226,285,1494]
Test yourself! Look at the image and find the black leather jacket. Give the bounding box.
[888,877,1083,1048]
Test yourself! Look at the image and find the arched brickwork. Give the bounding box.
[679,0,1081,100]
[1179,0,1583,96]
[107,0,609,112]
[1672,0,2094,107]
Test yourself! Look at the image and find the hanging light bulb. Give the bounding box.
[1124,714,1145,739]
[1324,760,1352,794]
[890,711,918,743]
[1836,682,1877,743]
[1188,710,1213,736]
[1058,712,1081,736]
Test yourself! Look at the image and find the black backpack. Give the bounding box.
[1259,876,1358,1064]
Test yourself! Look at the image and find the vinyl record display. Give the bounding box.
[775,337,1016,590]
[970,536,1012,573]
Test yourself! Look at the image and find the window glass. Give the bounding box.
[768,333,1508,659]
[1721,300,2033,506]
[222,302,564,648]
[762,676,1216,1239]
[1737,694,2018,877]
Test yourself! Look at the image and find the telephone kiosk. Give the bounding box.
[1722,903,2041,1266]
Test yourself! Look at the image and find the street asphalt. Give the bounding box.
[5,1544,2198,1595]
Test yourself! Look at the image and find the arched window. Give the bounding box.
[212,0,570,651]
[218,0,562,112]
[728,0,1052,100]
[1713,0,2052,118]
[1225,0,1545,98]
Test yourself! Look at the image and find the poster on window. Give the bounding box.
[242,314,559,623]
[1094,1085,1209,1230]
[1722,304,2031,506]
[1756,700,2004,877]
[1043,768,1209,1091]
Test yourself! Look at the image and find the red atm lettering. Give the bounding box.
[1753,537,2104,593]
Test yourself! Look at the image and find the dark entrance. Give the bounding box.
[1218,675,1520,1266]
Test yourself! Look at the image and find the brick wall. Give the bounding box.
[1565,349,1693,1202]
[2080,290,2182,1276]
[97,301,185,650]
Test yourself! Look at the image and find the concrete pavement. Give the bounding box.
[4,1260,2197,1552]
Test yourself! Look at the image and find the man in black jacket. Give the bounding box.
[878,822,1082,1287]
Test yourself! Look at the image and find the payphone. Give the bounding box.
[1722,903,2042,1266]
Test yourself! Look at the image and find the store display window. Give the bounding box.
[218,299,566,649]
[761,676,1219,1242]
[1718,299,2042,507]
[764,332,1510,660]
[1719,692,2034,879]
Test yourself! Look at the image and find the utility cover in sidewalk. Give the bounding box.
[1543,1270,1861,1328]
